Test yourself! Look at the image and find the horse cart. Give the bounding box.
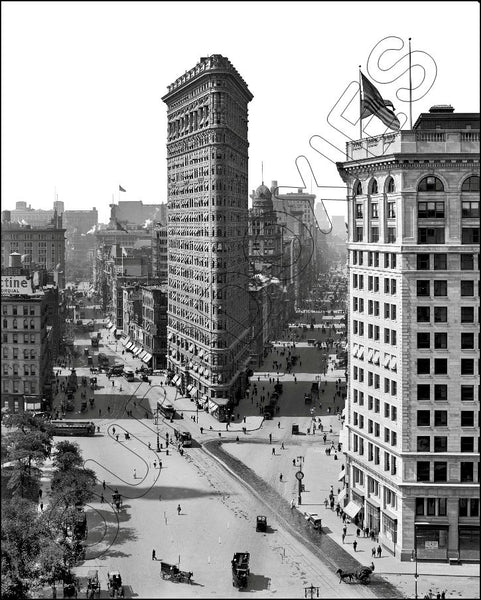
[107,571,124,597]
[232,552,250,588]
[112,492,123,511]
[160,561,193,583]
[336,562,375,585]
[86,570,100,598]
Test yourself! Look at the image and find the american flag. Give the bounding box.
[360,72,400,131]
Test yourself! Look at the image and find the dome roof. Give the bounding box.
[255,184,272,200]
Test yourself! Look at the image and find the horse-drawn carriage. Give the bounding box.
[232,552,250,588]
[62,573,79,598]
[107,571,124,597]
[112,492,123,511]
[336,562,375,585]
[86,570,100,598]
[160,561,193,583]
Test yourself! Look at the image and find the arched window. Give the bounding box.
[354,181,363,196]
[418,176,444,192]
[369,179,378,194]
[461,176,480,192]
[386,177,395,193]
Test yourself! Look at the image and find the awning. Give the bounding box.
[133,346,143,356]
[390,356,397,370]
[139,350,148,360]
[192,364,198,372]
[358,345,364,359]
[189,344,194,352]
[352,343,359,358]
[107,322,114,330]
[202,394,208,402]
[198,349,204,358]
[209,397,230,407]
[373,350,380,365]
[384,354,391,368]
[186,384,194,393]
[126,342,134,350]
[338,470,346,481]
[141,352,152,363]
[121,336,131,346]
[367,348,374,362]
[338,488,347,504]
[171,374,180,386]
[189,386,199,397]
[343,501,363,519]
[114,329,123,336]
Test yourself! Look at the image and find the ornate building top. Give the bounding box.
[163,54,252,99]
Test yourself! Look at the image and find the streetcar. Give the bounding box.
[51,420,96,436]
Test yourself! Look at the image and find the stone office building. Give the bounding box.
[337,106,479,562]
[163,54,253,421]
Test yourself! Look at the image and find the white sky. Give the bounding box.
[2,1,479,223]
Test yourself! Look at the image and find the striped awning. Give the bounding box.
[141,352,152,363]
[384,353,391,368]
[126,342,134,350]
[338,488,347,504]
[139,350,148,360]
[121,336,131,346]
[189,386,198,397]
[133,346,143,356]
[373,350,380,365]
[171,374,180,386]
[390,356,397,370]
[338,470,346,481]
[186,384,194,393]
[358,345,364,359]
[107,322,114,330]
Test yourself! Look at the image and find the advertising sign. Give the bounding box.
[1,276,33,295]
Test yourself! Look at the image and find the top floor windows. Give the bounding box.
[461,176,480,192]
[462,201,479,218]
[418,176,444,192]
[354,181,363,196]
[356,204,363,219]
[369,179,378,194]
[386,177,395,193]
[387,202,396,219]
[418,201,445,219]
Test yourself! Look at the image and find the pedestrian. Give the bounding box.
[342,513,346,523]
[330,485,334,495]
[277,421,280,429]
[440,591,446,600]
[100,493,104,503]
[356,527,361,537]
[377,544,382,558]
[269,433,272,444]
[112,427,116,435]
[102,480,106,490]
[436,593,441,600]
[133,468,137,479]
[38,489,43,499]
[272,448,275,455]
[281,442,285,450]
[112,381,114,387]
[324,498,328,509]
[116,434,119,442]
[342,525,347,536]
[293,459,296,466]
[107,406,111,413]
[51,583,57,599]
[177,504,181,515]
[353,540,357,552]
[335,504,340,516]
[200,427,203,434]
[152,549,156,560]
[148,442,151,449]
[153,460,157,469]
[342,532,346,544]
[99,409,101,417]
[372,546,376,557]
[40,503,43,511]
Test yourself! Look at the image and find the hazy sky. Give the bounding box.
[2,1,479,223]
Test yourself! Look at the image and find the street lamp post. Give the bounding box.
[411,548,418,600]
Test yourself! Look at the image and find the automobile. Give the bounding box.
[141,374,150,383]
[304,512,322,532]
[179,431,192,447]
[108,364,124,377]
[304,393,312,404]
[291,424,299,435]
[256,515,267,532]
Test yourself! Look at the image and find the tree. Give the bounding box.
[51,467,97,509]
[52,441,83,472]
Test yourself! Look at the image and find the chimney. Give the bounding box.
[9,253,22,268]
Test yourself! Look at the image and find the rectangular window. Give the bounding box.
[387,202,396,218]
[387,227,396,243]
[461,411,474,427]
[418,201,445,218]
[460,462,474,482]
[417,436,430,451]
[417,280,430,296]
[417,254,430,270]
[434,410,448,426]
[418,227,445,244]
[460,254,474,270]
[461,359,475,375]
[461,333,474,349]
[417,307,430,323]
[416,498,425,516]
[433,462,447,482]
[461,281,474,296]
[434,384,448,402]
[417,332,430,348]
[417,358,430,374]
[461,386,474,402]
[370,227,379,243]
[417,462,430,482]
[371,204,378,218]
[434,437,447,452]
[391,279,396,295]
[356,203,363,219]
[470,499,479,517]
[434,358,448,374]
[462,201,480,218]
[434,307,447,323]
[460,437,474,452]
[462,228,480,244]
[434,281,448,296]
[434,332,447,349]
[417,384,430,401]
[433,254,447,270]
[461,307,474,323]
[356,227,364,242]
[427,498,436,516]
[417,410,430,426]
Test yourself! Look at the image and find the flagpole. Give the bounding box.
[359,65,363,140]
[408,38,413,130]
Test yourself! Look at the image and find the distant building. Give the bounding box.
[151,222,168,281]
[248,184,283,278]
[338,105,480,562]
[1,212,66,289]
[110,200,165,228]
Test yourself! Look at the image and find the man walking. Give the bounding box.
[377,544,382,558]
[353,540,358,552]
[177,504,181,515]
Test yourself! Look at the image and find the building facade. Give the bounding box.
[1,213,66,289]
[151,222,168,281]
[248,184,283,277]
[163,54,253,420]
[337,106,480,561]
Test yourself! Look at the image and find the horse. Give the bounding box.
[336,569,354,583]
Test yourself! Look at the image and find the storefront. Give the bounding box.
[208,397,231,422]
[415,524,449,561]
[366,499,381,535]
[381,511,398,555]
[459,526,480,561]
